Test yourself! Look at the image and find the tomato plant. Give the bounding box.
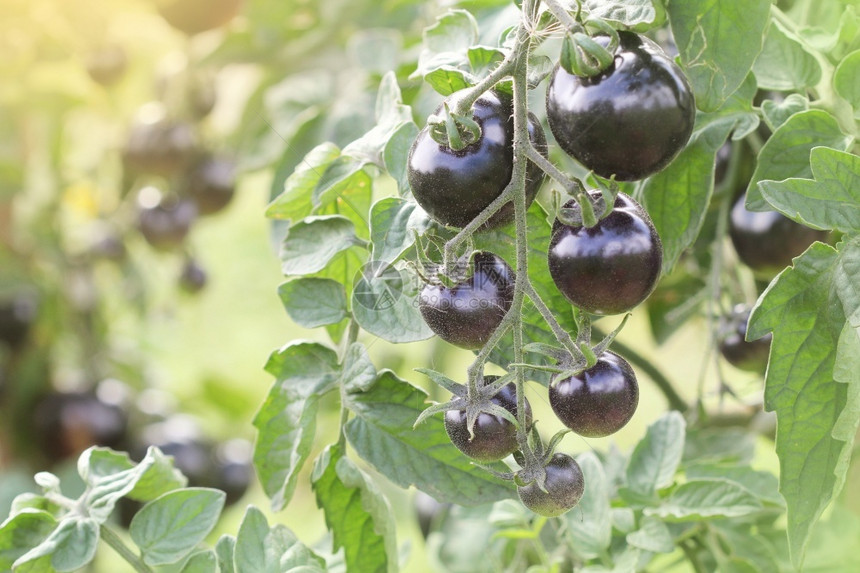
[2,0,860,572]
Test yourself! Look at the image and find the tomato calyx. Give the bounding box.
[427,101,483,151]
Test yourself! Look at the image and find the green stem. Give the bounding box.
[594,328,688,412]
[337,319,361,448]
[523,282,578,357]
[543,0,580,30]
[443,183,516,268]
[680,540,707,573]
[100,526,153,573]
[452,58,517,116]
[524,146,596,227]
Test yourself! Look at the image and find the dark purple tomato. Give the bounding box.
[33,391,128,462]
[549,351,639,438]
[548,192,662,315]
[86,45,127,86]
[122,118,197,177]
[158,0,242,36]
[728,194,828,277]
[419,252,515,350]
[183,154,236,216]
[179,258,208,293]
[546,31,695,181]
[407,90,547,229]
[0,292,38,349]
[517,453,585,517]
[719,304,771,372]
[137,197,197,251]
[444,379,531,462]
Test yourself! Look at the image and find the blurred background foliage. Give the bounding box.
[0,0,810,571]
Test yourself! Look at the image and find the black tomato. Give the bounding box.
[728,194,828,277]
[33,391,128,462]
[407,90,547,229]
[158,0,242,36]
[0,292,38,349]
[183,154,236,216]
[549,351,639,438]
[179,258,208,293]
[419,252,515,350]
[719,304,772,373]
[548,192,662,315]
[122,118,197,177]
[137,196,197,251]
[517,453,585,517]
[444,379,531,462]
[546,31,695,181]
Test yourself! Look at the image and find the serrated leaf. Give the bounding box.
[181,550,218,573]
[422,9,478,55]
[130,488,225,566]
[760,93,809,131]
[369,197,432,265]
[645,479,763,522]
[343,371,515,506]
[234,507,326,573]
[564,452,611,559]
[412,10,479,94]
[215,535,236,573]
[311,445,397,573]
[278,278,348,328]
[745,110,852,210]
[280,216,363,276]
[582,0,660,28]
[424,67,474,96]
[254,342,341,511]
[748,239,860,566]
[668,0,770,111]
[267,144,341,221]
[685,465,782,506]
[753,19,822,90]
[626,515,674,554]
[624,412,685,500]
[468,46,505,74]
[759,147,860,233]
[0,510,57,570]
[351,262,433,343]
[13,516,98,573]
[340,343,377,394]
[834,49,860,115]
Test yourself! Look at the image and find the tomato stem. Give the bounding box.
[100,525,154,573]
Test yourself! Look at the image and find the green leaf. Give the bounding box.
[351,262,433,343]
[130,488,225,566]
[468,46,505,74]
[623,412,685,501]
[834,49,860,115]
[280,216,363,276]
[234,507,326,573]
[423,67,474,96]
[266,143,341,221]
[718,558,759,573]
[832,324,860,505]
[744,110,852,210]
[340,342,377,394]
[753,19,822,90]
[626,515,674,554]
[668,0,770,111]
[759,147,860,233]
[582,0,662,29]
[344,371,515,506]
[685,465,783,506]
[311,445,398,573]
[253,342,341,511]
[682,428,756,466]
[760,93,809,131]
[564,452,611,559]
[349,29,402,76]
[642,118,734,272]
[278,278,348,328]
[13,516,98,572]
[645,479,763,522]
[411,9,478,94]
[748,239,860,566]
[369,198,432,265]
[180,550,218,573]
[215,535,236,573]
[0,510,57,570]
[383,122,419,196]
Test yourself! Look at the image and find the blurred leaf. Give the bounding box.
[349,29,403,75]
[216,535,236,573]
[622,412,685,502]
[759,147,860,233]
[130,488,225,567]
[582,0,662,28]
[267,143,342,221]
[626,515,674,554]
[369,197,432,265]
[180,550,218,573]
[279,278,349,328]
[564,452,611,559]
[412,10,479,94]
[683,427,756,466]
[254,342,341,511]
[753,20,822,90]
[234,507,326,573]
[744,110,852,210]
[645,479,763,522]
[344,371,515,505]
[645,270,706,344]
[0,510,57,571]
[311,445,398,573]
[280,216,364,276]
[686,465,783,506]
[13,516,98,573]
[384,122,419,196]
[834,49,860,115]
[668,0,770,111]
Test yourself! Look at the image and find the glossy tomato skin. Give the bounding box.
[445,378,531,462]
[546,32,695,181]
[550,351,638,438]
[729,194,828,277]
[517,453,585,517]
[419,252,515,350]
[408,91,546,229]
[548,192,662,315]
[719,305,772,373]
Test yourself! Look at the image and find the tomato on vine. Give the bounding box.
[546,31,695,181]
[517,453,585,517]
[407,90,547,229]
